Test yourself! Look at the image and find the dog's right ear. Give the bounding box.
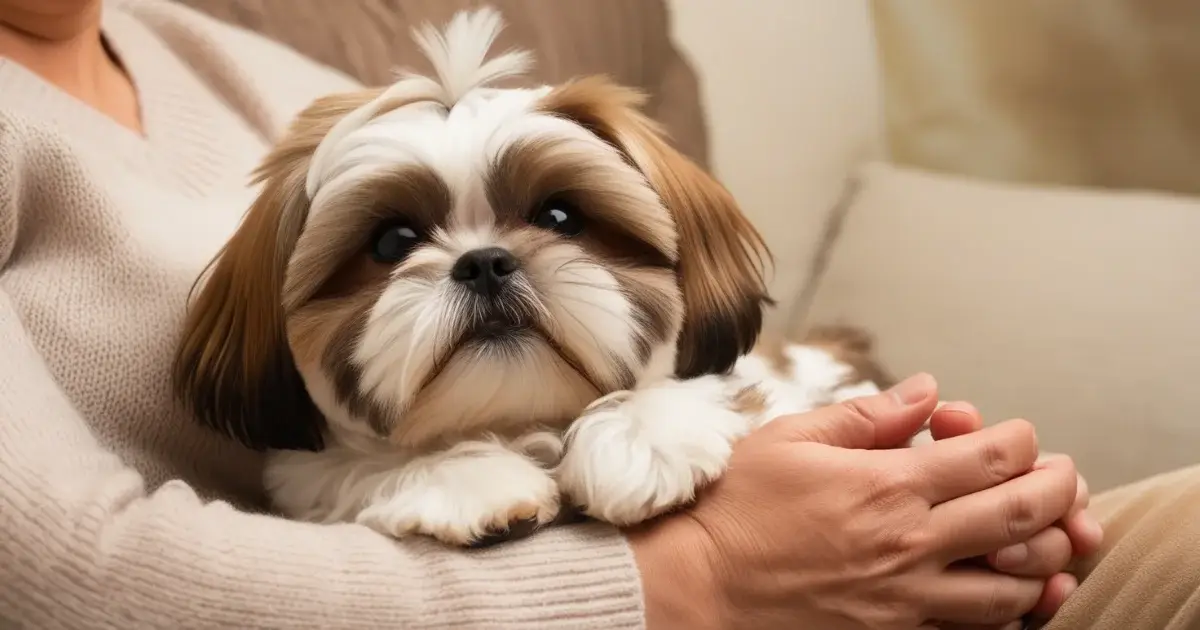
[172,89,388,452]
[539,76,772,379]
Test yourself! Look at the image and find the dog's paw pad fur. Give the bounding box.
[556,381,748,526]
[354,453,561,546]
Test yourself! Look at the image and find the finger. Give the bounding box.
[1036,458,1103,556]
[932,457,1078,562]
[1062,469,1103,556]
[1063,508,1104,556]
[919,567,1045,624]
[1029,572,1078,619]
[909,418,1041,505]
[929,401,984,441]
[988,526,1073,577]
[763,372,939,449]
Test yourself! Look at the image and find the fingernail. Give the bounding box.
[995,543,1028,569]
[888,373,934,405]
[936,401,974,416]
[1061,577,1078,602]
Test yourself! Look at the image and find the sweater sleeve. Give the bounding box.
[0,125,644,630]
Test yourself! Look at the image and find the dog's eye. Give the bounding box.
[531,199,584,237]
[370,222,421,263]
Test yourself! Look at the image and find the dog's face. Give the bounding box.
[173,11,770,452]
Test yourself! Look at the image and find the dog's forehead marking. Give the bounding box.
[307,86,558,228]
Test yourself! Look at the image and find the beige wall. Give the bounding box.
[667,0,883,331]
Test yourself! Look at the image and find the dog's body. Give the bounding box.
[267,329,885,544]
[173,8,891,546]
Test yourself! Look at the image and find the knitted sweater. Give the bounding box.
[0,1,642,627]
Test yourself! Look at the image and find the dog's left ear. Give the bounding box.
[541,77,772,377]
[173,88,391,451]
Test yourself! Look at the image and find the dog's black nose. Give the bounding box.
[451,247,519,297]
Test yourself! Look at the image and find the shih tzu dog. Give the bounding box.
[173,7,889,546]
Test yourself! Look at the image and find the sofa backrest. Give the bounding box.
[174,0,712,169]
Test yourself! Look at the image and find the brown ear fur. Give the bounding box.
[541,77,773,377]
[172,89,387,451]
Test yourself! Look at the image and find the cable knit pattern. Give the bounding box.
[0,1,643,627]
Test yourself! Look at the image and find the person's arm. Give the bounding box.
[0,285,643,630]
[0,128,642,630]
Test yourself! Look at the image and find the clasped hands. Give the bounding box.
[629,373,1103,630]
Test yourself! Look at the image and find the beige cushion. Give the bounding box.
[802,163,1200,491]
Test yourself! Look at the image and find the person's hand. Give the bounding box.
[626,373,1080,630]
[929,403,1103,629]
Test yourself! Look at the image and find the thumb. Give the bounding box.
[764,373,940,449]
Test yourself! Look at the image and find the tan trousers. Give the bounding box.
[1042,464,1200,630]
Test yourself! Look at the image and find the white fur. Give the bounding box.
[268,434,562,545]
[304,7,530,200]
[556,350,883,526]
[409,6,533,106]
[555,376,751,525]
[274,341,881,538]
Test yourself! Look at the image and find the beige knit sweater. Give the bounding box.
[0,1,642,627]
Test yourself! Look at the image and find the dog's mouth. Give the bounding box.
[413,298,605,397]
[465,310,533,344]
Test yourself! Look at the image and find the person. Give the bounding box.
[0,1,1195,628]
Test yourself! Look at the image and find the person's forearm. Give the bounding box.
[35,485,644,628]
[0,289,644,628]
[1,450,645,628]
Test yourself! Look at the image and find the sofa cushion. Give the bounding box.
[174,0,711,168]
[801,162,1200,491]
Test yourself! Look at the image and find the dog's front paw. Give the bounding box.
[355,446,561,546]
[556,381,750,526]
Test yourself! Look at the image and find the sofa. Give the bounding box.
[177,0,1199,493]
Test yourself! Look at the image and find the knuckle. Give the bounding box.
[1002,492,1041,541]
[838,398,874,425]
[979,436,1015,484]
[980,419,1038,483]
[984,585,1026,623]
[870,584,924,628]
[862,464,915,508]
[880,522,936,562]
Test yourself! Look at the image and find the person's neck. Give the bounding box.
[0,4,142,133]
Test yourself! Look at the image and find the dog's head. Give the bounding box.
[173,8,771,452]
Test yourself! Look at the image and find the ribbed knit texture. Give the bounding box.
[0,1,644,627]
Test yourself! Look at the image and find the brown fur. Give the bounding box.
[731,385,769,416]
[285,166,453,310]
[799,324,895,390]
[486,138,677,266]
[539,76,774,379]
[752,334,795,375]
[171,88,427,451]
